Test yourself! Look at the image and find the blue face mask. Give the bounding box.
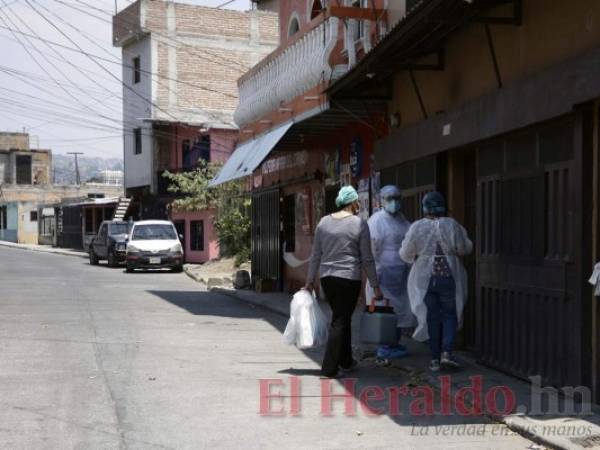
[384,200,401,215]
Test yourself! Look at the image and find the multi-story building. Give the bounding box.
[112,0,278,263]
[212,0,396,291]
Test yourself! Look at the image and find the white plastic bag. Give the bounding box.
[283,289,328,349]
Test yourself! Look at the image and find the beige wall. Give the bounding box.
[0,133,29,151]
[391,0,600,128]
[1,184,123,204]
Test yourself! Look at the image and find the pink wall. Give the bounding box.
[165,126,236,264]
[170,209,219,264]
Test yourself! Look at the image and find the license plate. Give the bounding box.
[149,257,161,264]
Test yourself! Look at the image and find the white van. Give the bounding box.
[125,220,184,273]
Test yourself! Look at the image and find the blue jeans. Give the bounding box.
[424,275,457,360]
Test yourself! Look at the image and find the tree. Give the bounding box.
[162,160,250,266]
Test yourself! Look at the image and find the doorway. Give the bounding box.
[251,189,281,287]
[473,116,589,388]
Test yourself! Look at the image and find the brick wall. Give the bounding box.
[112,0,142,46]
[115,1,278,123]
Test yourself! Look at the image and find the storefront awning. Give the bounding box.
[210,122,293,186]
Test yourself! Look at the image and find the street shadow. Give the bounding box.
[124,269,177,274]
[146,289,515,432]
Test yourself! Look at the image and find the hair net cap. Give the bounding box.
[336,185,359,208]
[422,191,446,215]
[380,185,401,198]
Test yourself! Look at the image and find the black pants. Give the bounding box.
[320,276,362,376]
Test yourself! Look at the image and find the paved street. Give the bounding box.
[0,247,539,449]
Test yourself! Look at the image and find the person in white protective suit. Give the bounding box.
[399,191,472,372]
[365,185,416,362]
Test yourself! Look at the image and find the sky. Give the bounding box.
[0,0,251,158]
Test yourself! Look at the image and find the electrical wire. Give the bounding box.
[0,24,238,98]
[57,0,251,73]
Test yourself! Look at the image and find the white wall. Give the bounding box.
[122,36,154,190]
[0,153,7,184]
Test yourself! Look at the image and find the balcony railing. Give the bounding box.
[233,16,341,128]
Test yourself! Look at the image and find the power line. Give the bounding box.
[0,24,237,98]
[57,0,251,73]
[0,6,119,129]
[28,0,235,127]
[0,2,128,132]
[4,2,123,104]
[24,0,182,124]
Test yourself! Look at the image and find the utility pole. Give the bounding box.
[67,152,83,185]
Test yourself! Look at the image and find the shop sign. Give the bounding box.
[262,151,308,175]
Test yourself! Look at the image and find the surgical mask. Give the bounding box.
[384,200,401,215]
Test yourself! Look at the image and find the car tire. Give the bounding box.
[172,265,183,273]
[126,262,135,273]
[108,250,118,268]
[89,248,99,266]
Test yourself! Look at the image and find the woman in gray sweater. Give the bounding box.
[305,185,382,378]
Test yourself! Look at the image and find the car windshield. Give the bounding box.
[110,223,132,235]
[131,224,176,240]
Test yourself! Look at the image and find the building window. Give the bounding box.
[0,206,6,229]
[85,208,93,234]
[190,220,204,251]
[30,210,38,222]
[183,136,211,169]
[16,155,32,184]
[288,16,300,38]
[351,0,367,40]
[134,128,142,155]
[133,56,141,84]
[195,135,210,164]
[182,139,191,168]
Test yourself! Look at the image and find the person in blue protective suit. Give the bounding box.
[365,185,417,364]
[400,191,473,372]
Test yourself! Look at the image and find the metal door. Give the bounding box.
[475,118,585,387]
[251,189,281,283]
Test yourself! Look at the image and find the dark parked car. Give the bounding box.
[89,220,133,267]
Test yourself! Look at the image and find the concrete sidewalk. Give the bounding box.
[0,240,87,258]
[214,287,600,450]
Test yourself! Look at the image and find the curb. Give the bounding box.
[183,265,205,284]
[0,241,87,258]
[183,266,235,289]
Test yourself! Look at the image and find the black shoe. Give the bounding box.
[339,360,359,374]
[441,352,461,370]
